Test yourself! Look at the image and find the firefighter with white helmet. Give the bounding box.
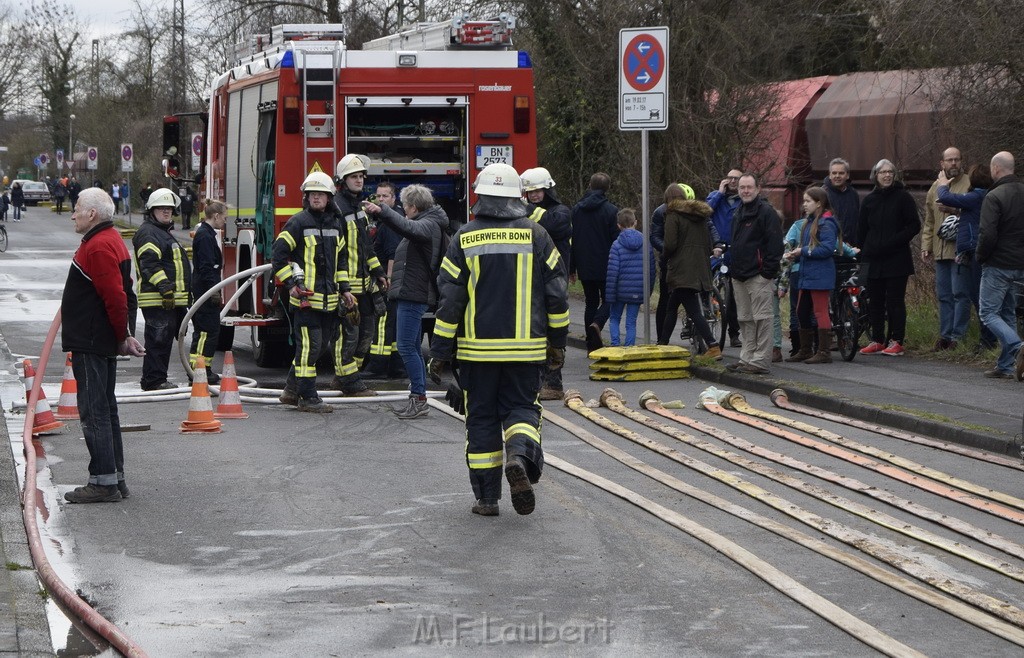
[427,163,569,517]
[271,171,356,412]
[132,187,191,390]
[520,166,572,400]
[331,153,388,396]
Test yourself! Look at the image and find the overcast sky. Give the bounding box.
[80,0,198,39]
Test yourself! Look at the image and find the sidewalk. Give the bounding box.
[568,296,1024,456]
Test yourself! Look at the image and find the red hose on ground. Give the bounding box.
[20,310,148,657]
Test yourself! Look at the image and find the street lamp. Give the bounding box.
[68,114,76,173]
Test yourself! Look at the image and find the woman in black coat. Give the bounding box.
[856,159,921,356]
[10,183,24,221]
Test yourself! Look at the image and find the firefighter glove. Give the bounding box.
[427,358,447,385]
[161,290,176,310]
[445,382,465,414]
[546,345,565,371]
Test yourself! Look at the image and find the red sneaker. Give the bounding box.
[859,341,885,355]
[881,340,905,356]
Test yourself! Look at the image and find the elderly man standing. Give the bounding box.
[822,158,861,246]
[61,188,145,503]
[976,152,1024,380]
[923,147,970,351]
[726,174,783,375]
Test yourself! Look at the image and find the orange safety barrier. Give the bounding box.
[54,353,79,419]
[180,356,223,434]
[214,351,248,419]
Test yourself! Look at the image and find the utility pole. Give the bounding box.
[91,40,100,96]
[171,0,187,113]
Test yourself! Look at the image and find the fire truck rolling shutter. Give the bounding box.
[226,81,278,239]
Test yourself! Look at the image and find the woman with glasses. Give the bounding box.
[857,159,921,356]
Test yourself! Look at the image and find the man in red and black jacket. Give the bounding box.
[61,188,145,504]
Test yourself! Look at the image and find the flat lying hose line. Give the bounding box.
[579,390,1024,628]
[543,404,1024,648]
[728,391,1024,511]
[771,389,1024,473]
[424,399,927,657]
[641,391,1024,563]
[698,387,1024,528]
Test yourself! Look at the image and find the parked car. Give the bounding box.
[11,180,50,205]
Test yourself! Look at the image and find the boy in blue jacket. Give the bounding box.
[606,208,655,346]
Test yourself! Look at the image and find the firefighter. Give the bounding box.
[188,200,228,384]
[521,166,573,401]
[272,171,357,413]
[332,153,388,396]
[428,163,569,517]
[133,187,192,390]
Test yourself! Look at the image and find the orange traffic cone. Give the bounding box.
[180,356,223,434]
[54,353,79,420]
[22,359,64,435]
[214,351,248,419]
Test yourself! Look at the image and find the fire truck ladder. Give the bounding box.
[293,42,344,175]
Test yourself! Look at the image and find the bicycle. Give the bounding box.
[679,259,728,354]
[830,259,869,361]
[0,223,7,253]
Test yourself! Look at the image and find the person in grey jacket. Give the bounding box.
[976,151,1024,380]
[363,184,450,417]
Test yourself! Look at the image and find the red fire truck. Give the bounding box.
[163,15,538,366]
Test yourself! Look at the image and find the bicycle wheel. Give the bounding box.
[836,295,860,361]
[0,226,7,253]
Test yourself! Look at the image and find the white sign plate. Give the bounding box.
[475,145,513,169]
[619,26,669,131]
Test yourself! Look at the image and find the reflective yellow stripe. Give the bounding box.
[275,264,293,282]
[367,255,382,271]
[455,347,547,362]
[295,326,317,377]
[303,233,317,290]
[289,292,339,311]
[275,207,304,216]
[465,255,478,339]
[459,337,546,349]
[546,250,560,271]
[504,422,541,445]
[548,311,569,328]
[172,246,185,292]
[528,207,545,223]
[467,450,503,469]
[149,270,168,285]
[277,232,297,250]
[433,318,458,338]
[338,360,358,376]
[137,242,162,258]
[515,252,531,339]
[441,256,460,279]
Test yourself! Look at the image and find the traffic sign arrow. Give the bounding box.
[637,71,651,84]
[638,42,650,54]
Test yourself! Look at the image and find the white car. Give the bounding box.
[11,179,50,205]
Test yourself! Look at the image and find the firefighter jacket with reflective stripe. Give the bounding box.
[271,206,351,311]
[430,214,569,363]
[529,194,573,274]
[132,216,191,308]
[334,190,385,294]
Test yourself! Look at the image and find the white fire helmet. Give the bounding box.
[336,154,370,180]
[146,187,181,211]
[300,171,337,195]
[520,167,555,192]
[474,163,523,199]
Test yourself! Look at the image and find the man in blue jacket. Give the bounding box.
[706,168,744,347]
[571,172,619,351]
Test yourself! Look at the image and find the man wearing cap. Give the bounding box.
[62,188,145,503]
[132,187,191,390]
[428,163,569,517]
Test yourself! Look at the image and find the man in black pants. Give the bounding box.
[570,172,619,351]
[189,200,228,383]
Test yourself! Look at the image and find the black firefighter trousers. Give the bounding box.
[461,361,545,503]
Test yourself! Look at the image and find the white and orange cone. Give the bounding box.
[54,353,79,420]
[214,351,248,419]
[180,356,223,434]
[22,359,64,435]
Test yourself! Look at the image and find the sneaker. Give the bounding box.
[395,395,428,419]
[538,386,564,401]
[117,480,130,499]
[704,346,723,361]
[64,483,121,504]
[859,341,885,355]
[881,340,905,356]
[298,397,334,413]
[504,455,535,515]
[472,499,499,516]
[984,368,1014,379]
[1016,348,1024,382]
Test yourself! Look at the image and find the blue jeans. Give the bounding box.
[395,300,429,396]
[608,302,640,346]
[978,266,1024,373]
[935,259,957,340]
[71,352,124,486]
[951,257,997,346]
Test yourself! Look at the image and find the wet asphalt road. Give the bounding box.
[2,209,1023,656]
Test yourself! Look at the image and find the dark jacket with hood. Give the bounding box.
[856,181,920,279]
[729,197,783,281]
[375,204,450,307]
[663,199,715,292]
[605,227,654,304]
[977,175,1024,269]
[823,177,861,246]
[530,188,572,273]
[652,202,721,267]
[570,189,619,280]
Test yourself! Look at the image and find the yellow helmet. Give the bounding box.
[677,183,695,200]
[146,187,181,211]
[520,167,555,192]
[300,171,337,195]
[336,153,370,180]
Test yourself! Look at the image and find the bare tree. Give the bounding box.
[25,0,82,156]
[0,2,31,119]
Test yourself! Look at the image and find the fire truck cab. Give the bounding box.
[174,15,537,367]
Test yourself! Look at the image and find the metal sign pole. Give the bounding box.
[641,128,651,344]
